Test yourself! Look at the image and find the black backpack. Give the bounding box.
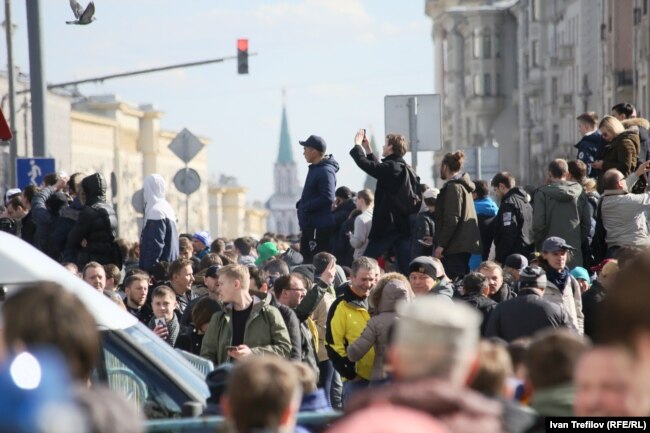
[389,162,423,215]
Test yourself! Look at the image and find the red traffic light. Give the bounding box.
[237,39,249,74]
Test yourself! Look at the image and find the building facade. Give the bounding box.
[266,104,301,237]
[426,0,644,186]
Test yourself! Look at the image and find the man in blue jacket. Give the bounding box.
[296,135,339,263]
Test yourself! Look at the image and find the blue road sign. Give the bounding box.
[16,157,55,189]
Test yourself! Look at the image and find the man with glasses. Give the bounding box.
[407,256,454,301]
[600,164,650,257]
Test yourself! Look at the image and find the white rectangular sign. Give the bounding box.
[384,94,442,152]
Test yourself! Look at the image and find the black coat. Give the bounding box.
[175,326,204,356]
[582,281,606,339]
[331,199,356,265]
[493,187,534,264]
[349,146,412,239]
[485,288,575,342]
[458,294,497,336]
[66,173,119,268]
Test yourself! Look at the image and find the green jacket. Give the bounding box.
[200,295,291,365]
[433,173,481,255]
[532,181,591,267]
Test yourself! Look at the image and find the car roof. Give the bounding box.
[0,232,137,329]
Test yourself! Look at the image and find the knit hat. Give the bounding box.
[192,231,211,247]
[408,256,445,279]
[518,266,547,290]
[570,267,591,285]
[255,242,279,266]
[504,254,528,271]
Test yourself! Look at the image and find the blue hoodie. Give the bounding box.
[296,155,339,230]
[575,131,607,177]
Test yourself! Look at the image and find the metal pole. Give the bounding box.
[25,0,47,157]
[185,165,189,233]
[4,0,16,185]
[477,146,482,180]
[408,96,419,172]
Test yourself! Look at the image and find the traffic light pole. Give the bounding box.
[16,53,257,95]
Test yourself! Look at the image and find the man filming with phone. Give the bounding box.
[349,129,419,275]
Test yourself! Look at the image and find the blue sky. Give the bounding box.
[6,0,434,203]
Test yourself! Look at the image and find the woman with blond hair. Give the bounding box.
[347,272,414,383]
[592,115,640,179]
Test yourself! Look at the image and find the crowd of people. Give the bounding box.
[1,103,650,433]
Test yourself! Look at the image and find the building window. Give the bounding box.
[551,77,558,101]
[532,40,540,66]
[496,73,501,95]
[532,0,541,21]
[474,74,482,96]
[494,33,501,58]
[645,0,648,14]
[473,31,481,58]
[484,73,492,95]
[482,31,492,58]
[466,118,471,137]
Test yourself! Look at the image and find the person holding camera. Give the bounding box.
[349,129,416,275]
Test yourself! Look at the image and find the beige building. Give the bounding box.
[0,79,268,242]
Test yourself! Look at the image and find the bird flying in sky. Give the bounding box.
[66,0,96,25]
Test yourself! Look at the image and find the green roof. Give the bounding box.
[277,106,293,163]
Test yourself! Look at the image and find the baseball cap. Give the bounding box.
[4,188,21,205]
[542,236,575,253]
[299,135,327,153]
[504,254,528,271]
[205,265,221,279]
[192,231,212,247]
[408,256,445,279]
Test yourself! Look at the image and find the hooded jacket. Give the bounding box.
[433,173,481,255]
[296,155,339,230]
[326,284,375,381]
[347,277,410,380]
[601,129,640,177]
[458,293,497,336]
[575,131,607,177]
[65,173,119,268]
[493,187,534,264]
[139,174,179,273]
[532,181,591,267]
[623,117,650,163]
[199,294,291,365]
[349,146,414,239]
[51,196,83,263]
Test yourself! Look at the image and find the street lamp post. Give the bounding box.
[25,0,47,158]
[3,0,17,186]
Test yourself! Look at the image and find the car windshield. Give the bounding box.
[124,322,210,399]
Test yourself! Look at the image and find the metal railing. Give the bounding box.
[146,411,342,432]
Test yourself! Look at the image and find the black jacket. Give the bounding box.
[331,199,356,265]
[65,173,119,268]
[485,288,575,342]
[582,281,606,339]
[350,146,412,239]
[458,294,497,336]
[493,187,534,264]
[175,326,204,356]
[259,293,301,361]
[411,209,435,258]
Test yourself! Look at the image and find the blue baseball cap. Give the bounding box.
[299,135,327,153]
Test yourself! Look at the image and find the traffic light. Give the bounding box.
[237,39,248,74]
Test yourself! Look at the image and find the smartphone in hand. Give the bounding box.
[155,318,166,328]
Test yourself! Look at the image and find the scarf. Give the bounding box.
[547,267,570,293]
[148,314,180,347]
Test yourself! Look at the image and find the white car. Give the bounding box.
[0,232,210,418]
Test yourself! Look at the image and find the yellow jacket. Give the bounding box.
[325,285,375,381]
